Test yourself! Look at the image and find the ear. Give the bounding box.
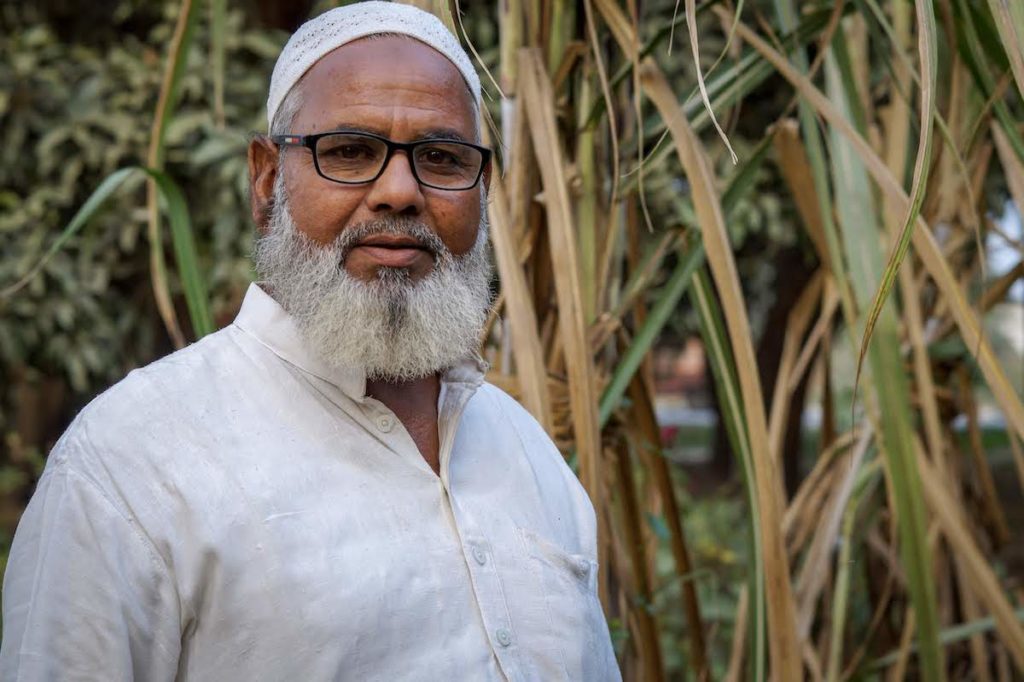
[248,135,280,234]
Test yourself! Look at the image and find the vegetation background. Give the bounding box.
[1,0,1023,679]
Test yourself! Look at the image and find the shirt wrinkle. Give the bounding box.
[0,282,620,682]
[58,440,177,588]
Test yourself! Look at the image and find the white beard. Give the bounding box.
[252,177,493,382]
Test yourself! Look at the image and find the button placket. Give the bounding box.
[454,526,521,676]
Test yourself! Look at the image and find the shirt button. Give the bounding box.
[472,547,487,565]
[377,415,394,433]
[495,628,512,647]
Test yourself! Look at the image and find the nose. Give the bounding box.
[364,150,425,216]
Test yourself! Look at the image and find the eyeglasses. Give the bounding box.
[271,130,491,191]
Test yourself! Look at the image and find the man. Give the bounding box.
[0,3,620,680]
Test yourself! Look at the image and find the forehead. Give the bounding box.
[292,35,477,139]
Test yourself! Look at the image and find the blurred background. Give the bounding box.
[2,0,1023,679]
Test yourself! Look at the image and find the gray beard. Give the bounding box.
[252,178,493,382]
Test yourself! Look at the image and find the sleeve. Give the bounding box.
[0,462,182,681]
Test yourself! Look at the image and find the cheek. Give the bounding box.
[431,194,482,256]
[286,172,363,245]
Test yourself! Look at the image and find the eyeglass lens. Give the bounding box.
[314,133,483,189]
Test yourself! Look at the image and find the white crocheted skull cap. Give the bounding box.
[266,1,481,130]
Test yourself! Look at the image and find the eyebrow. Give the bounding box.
[327,123,472,144]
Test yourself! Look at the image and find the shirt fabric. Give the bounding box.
[1,283,620,681]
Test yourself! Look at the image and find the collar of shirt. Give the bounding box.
[231,282,488,402]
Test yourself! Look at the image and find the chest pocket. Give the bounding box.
[517,527,614,681]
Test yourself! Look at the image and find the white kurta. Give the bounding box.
[1,284,620,681]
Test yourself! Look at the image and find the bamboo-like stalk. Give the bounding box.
[824,45,944,680]
[209,0,226,129]
[641,59,800,681]
[519,48,608,601]
[486,171,553,432]
[145,0,200,348]
[610,435,664,678]
[626,374,708,678]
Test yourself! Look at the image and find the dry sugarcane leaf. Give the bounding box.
[793,427,872,639]
[783,428,860,537]
[1011,432,1024,496]
[986,0,1024,102]
[888,608,916,682]
[518,47,607,589]
[486,169,553,434]
[685,0,738,163]
[591,0,632,56]
[768,271,823,463]
[788,465,839,557]
[787,281,840,394]
[916,443,1024,671]
[772,119,830,268]
[993,125,1024,223]
[724,585,749,682]
[725,9,1024,449]
[639,58,801,681]
[953,554,995,682]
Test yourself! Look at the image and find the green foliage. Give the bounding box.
[0,2,277,412]
[0,3,283,546]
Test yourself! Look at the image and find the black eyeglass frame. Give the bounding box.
[270,130,492,191]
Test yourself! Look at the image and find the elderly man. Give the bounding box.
[0,2,620,681]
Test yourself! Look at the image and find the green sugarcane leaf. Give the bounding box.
[2,166,213,340]
[1,167,137,299]
[853,0,938,421]
[144,168,214,338]
[210,0,227,128]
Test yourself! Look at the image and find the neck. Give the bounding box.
[366,374,442,475]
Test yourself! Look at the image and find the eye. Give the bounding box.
[420,147,463,167]
[330,143,375,159]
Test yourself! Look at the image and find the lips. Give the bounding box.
[347,233,434,269]
[358,233,423,248]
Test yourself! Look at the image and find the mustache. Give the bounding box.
[335,219,448,262]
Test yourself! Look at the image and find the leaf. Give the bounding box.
[1,167,136,299]
[854,0,938,407]
[210,0,227,128]
[724,2,1024,469]
[145,168,214,338]
[2,166,213,340]
[986,0,1024,102]
[640,57,801,681]
[519,48,607,592]
[146,0,201,348]
[486,167,552,433]
[685,0,738,163]
[598,240,705,427]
